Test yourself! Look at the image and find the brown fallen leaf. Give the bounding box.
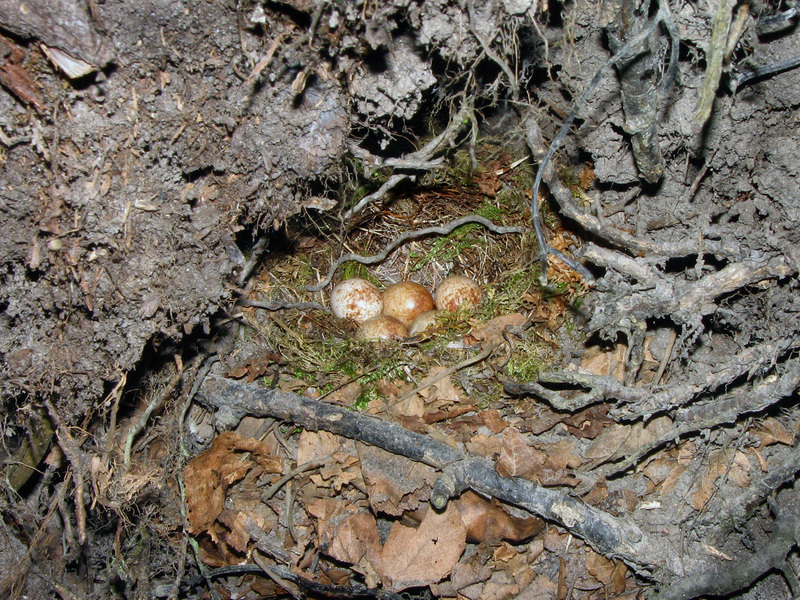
[479,409,507,433]
[496,428,546,481]
[184,431,281,534]
[308,498,381,566]
[470,312,527,346]
[454,491,544,543]
[513,577,559,600]
[561,404,611,440]
[585,416,673,462]
[585,547,627,595]
[691,448,730,511]
[753,417,795,448]
[542,439,581,471]
[359,443,437,516]
[377,503,467,591]
[580,343,627,381]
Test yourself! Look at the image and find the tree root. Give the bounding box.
[505,335,800,420]
[653,496,800,600]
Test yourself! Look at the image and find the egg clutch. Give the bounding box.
[329,276,483,340]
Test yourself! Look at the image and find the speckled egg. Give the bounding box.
[408,309,447,336]
[330,278,383,322]
[382,281,435,327]
[434,275,483,313]
[357,315,409,340]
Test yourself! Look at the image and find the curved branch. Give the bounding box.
[306,215,526,292]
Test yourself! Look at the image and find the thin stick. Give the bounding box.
[391,344,494,407]
[262,459,325,501]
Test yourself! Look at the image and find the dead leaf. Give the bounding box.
[585,548,627,595]
[308,498,381,565]
[727,450,751,488]
[296,429,357,464]
[430,551,493,597]
[471,313,527,346]
[359,443,437,516]
[754,417,795,447]
[217,510,254,553]
[325,381,363,405]
[479,409,507,433]
[580,343,627,381]
[561,404,611,440]
[691,449,729,511]
[479,570,520,600]
[377,503,467,591]
[184,431,282,534]
[454,491,544,543]
[748,446,769,472]
[310,452,361,491]
[585,416,673,462]
[417,367,464,407]
[513,577,559,600]
[467,432,504,458]
[496,429,546,480]
[542,440,581,471]
[557,556,568,600]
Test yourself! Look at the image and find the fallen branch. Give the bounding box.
[195,374,669,577]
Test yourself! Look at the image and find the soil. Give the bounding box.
[1,0,799,599]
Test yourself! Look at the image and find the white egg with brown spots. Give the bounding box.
[382,281,435,327]
[357,315,409,340]
[329,278,383,322]
[408,309,446,336]
[434,275,483,312]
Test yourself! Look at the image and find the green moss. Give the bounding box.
[410,222,482,270]
[339,262,382,287]
[504,341,552,381]
[353,386,379,411]
[478,267,537,319]
[477,200,503,221]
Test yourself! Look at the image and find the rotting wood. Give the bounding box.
[195,374,673,578]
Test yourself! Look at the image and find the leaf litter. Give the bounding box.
[180,144,798,599]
